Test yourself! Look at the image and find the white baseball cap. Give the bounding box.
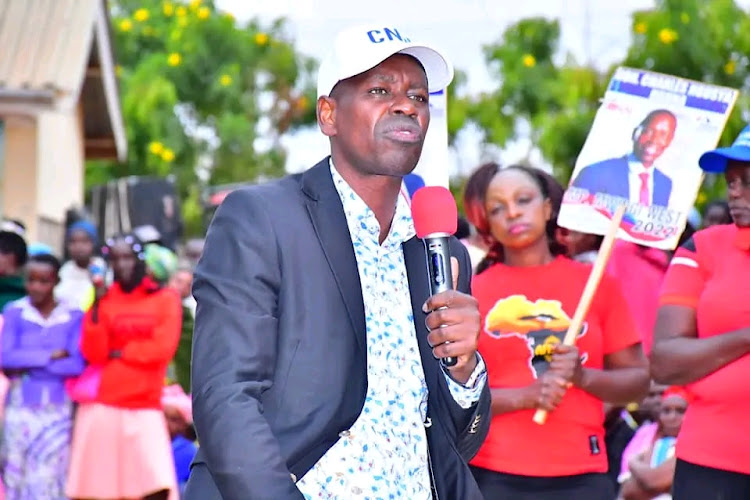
[316,24,454,99]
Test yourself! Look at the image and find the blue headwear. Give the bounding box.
[67,220,98,243]
[28,243,54,257]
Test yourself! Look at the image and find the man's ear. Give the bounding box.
[317,96,337,137]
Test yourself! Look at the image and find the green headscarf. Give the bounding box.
[143,244,178,283]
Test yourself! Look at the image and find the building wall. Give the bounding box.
[0,104,85,251]
[36,104,85,249]
[2,115,39,239]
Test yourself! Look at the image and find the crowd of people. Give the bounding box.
[0,21,747,500]
[0,221,199,499]
[454,161,738,499]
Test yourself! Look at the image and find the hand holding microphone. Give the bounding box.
[411,186,480,383]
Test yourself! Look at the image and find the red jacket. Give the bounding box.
[81,279,181,409]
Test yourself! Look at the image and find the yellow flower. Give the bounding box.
[658,28,678,44]
[161,148,175,162]
[680,12,690,24]
[254,32,269,46]
[197,6,210,19]
[295,96,309,111]
[189,0,201,10]
[219,74,232,86]
[119,19,133,32]
[149,141,164,155]
[167,52,182,66]
[177,16,188,27]
[133,8,149,22]
[176,5,187,17]
[163,2,174,16]
[725,60,736,75]
[697,191,707,205]
[634,22,647,34]
[115,64,123,77]
[522,54,536,68]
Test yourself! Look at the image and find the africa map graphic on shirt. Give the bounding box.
[484,295,588,377]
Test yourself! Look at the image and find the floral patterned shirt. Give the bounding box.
[296,164,486,499]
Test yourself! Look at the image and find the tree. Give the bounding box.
[624,0,750,206]
[454,17,606,185]
[455,0,750,209]
[90,0,317,234]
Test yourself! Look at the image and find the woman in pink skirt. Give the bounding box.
[66,234,182,500]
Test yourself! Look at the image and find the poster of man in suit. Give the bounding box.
[558,67,738,250]
[571,109,677,207]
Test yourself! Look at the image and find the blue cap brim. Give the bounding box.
[699,146,750,173]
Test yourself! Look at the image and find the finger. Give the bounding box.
[451,256,459,290]
[423,290,477,313]
[429,336,474,360]
[424,306,479,332]
[426,323,479,350]
[549,358,576,372]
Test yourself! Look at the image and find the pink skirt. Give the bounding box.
[66,403,178,499]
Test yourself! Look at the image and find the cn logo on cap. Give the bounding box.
[366,28,411,44]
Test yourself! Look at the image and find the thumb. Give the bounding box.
[451,256,459,290]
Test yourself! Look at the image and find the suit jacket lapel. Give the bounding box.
[301,158,366,354]
[403,236,440,390]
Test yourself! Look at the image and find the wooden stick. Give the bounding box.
[533,204,627,425]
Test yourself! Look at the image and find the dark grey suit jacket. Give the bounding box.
[184,158,490,499]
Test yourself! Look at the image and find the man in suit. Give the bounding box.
[571,109,677,207]
[184,24,491,500]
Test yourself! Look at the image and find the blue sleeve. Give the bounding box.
[173,438,198,483]
[47,311,86,376]
[1,305,53,370]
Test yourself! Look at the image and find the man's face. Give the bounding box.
[67,229,94,266]
[726,160,750,227]
[318,54,430,178]
[640,382,667,420]
[633,113,676,167]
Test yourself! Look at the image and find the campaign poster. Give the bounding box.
[558,67,738,250]
[401,89,450,203]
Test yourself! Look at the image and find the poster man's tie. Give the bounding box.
[639,172,650,205]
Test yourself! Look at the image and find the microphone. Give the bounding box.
[411,186,459,368]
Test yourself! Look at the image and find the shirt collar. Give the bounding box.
[17,297,77,327]
[329,159,416,249]
[626,153,653,176]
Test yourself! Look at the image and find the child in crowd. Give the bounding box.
[56,220,105,311]
[0,253,85,498]
[162,384,197,497]
[619,387,689,500]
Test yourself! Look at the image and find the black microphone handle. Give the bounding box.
[423,235,457,368]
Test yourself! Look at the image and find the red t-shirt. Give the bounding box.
[659,224,750,474]
[81,280,182,409]
[470,256,640,477]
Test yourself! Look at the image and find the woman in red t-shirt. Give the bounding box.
[66,233,182,500]
[466,163,649,499]
[651,135,750,499]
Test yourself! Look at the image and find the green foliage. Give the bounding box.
[624,0,750,207]
[455,1,750,207]
[91,0,316,235]
[455,18,604,182]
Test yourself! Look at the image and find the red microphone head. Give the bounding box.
[411,186,458,238]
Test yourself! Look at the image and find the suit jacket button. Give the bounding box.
[290,473,297,482]
[339,430,351,438]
